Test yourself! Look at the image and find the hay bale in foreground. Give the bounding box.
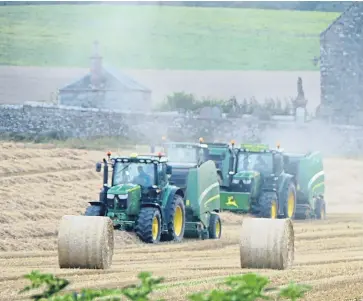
[239,218,294,270]
[58,215,114,269]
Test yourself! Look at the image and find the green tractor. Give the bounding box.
[197,139,238,187]
[80,152,221,243]
[159,138,236,187]
[221,143,326,220]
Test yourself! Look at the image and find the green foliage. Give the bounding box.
[278,282,312,301]
[0,5,337,70]
[161,92,296,117]
[20,270,311,301]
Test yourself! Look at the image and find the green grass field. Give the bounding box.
[0,4,338,70]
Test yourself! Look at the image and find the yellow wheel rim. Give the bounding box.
[174,206,183,236]
[287,192,295,218]
[271,201,277,219]
[215,219,221,237]
[152,216,159,240]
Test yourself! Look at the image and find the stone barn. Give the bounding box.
[319,2,363,124]
[58,42,152,111]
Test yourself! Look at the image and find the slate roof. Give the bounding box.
[59,62,151,92]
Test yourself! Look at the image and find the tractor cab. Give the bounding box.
[162,141,209,188]
[231,143,285,194]
[95,152,172,217]
[200,139,238,187]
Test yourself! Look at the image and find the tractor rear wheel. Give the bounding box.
[315,197,326,220]
[282,182,297,219]
[208,213,222,239]
[161,194,186,242]
[135,207,162,243]
[258,191,279,219]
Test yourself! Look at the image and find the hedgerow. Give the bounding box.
[20,270,311,301]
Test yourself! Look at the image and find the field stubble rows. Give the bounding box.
[0,141,362,300]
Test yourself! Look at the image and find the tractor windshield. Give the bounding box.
[164,145,199,164]
[237,152,273,174]
[113,162,155,187]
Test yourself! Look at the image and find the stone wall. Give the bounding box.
[1,103,363,157]
[320,2,363,122]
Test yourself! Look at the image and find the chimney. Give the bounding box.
[90,40,103,88]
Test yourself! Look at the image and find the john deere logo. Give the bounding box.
[226,196,238,208]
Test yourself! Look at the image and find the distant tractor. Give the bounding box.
[158,138,236,187]
[198,139,238,187]
[221,143,326,220]
[57,152,223,269]
[160,140,211,188]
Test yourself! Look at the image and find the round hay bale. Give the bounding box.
[239,217,294,270]
[58,215,114,269]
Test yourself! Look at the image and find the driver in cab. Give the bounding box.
[133,165,152,187]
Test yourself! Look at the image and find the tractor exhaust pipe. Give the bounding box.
[103,158,109,185]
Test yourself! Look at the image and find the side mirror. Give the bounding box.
[96,162,102,172]
[166,165,172,175]
[228,171,235,176]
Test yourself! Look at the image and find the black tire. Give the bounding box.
[161,194,186,242]
[84,205,104,216]
[208,213,222,239]
[315,197,326,220]
[282,182,297,219]
[135,207,162,243]
[258,191,279,218]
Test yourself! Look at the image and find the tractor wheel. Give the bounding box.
[208,213,222,239]
[58,215,114,269]
[161,194,186,242]
[282,182,297,219]
[258,191,279,219]
[315,197,326,220]
[84,204,105,216]
[135,207,162,243]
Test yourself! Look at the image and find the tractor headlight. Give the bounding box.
[107,194,115,199]
[232,179,239,184]
[242,179,252,184]
[118,194,128,200]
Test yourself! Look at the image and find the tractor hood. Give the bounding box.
[231,170,261,196]
[107,183,141,195]
[106,183,141,216]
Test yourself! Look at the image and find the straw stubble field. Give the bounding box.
[0,142,363,300]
